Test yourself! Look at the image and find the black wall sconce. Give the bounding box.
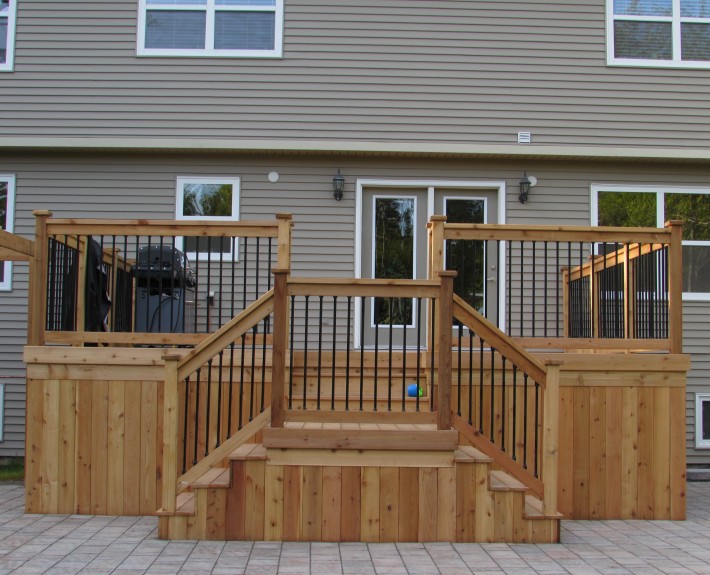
[518,172,537,204]
[333,169,345,201]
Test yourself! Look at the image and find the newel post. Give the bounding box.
[429,215,446,279]
[161,353,181,514]
[271,268,290,428]
[542,359,561,517]
[275,213,293,271]
[666,220,684,354]
[437,270,456,430]
[28,210,52,346]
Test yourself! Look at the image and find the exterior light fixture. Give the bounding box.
[332,169,345,201]
[518,172,537,204]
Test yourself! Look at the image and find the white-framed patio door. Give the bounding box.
[356,181,503,348]
[358,188,428,348]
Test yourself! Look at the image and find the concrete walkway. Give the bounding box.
[0,481,708,575]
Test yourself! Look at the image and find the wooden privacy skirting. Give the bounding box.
[24,346,688,521]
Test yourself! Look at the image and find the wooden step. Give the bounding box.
[454,445,493,463]
[524,494,565,519]
[191,468,231,489]
[263,422,458,451]
[229,443,266,461]
[156,492,196,517]
[489,470,528,492]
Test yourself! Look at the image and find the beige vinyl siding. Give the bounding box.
[3,1,710,149]
[1,151,709,462]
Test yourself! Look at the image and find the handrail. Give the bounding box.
[287,277,441,298]
[45,219,280,238]
[443,223,671,244]
[452,294,547,385]
[0,229,34,261]
[177,289,274,381]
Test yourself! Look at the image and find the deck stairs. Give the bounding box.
[158,423,561,543]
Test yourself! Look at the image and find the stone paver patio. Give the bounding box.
[0,481,708,574]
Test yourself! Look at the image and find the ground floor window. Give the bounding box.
[175,176,241,262]
[696,393,710,448]
[592,185,710,300]
[0,175,15,290]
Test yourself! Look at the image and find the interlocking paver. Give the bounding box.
[0,482,706,573]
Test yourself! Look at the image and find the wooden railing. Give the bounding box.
[429,218,683,353]
[29,210,293,347]
[449,294,558,511]
[270,273,455,429]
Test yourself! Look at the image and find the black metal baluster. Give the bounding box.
[490,347,495,443]
[478,335,484,433]
[317,296,323,411]
[532,241,536,338]
[360,297,365,411]
[501,356,507,452]
[182,376,190,474]
[331,296,337,411]
[468,329,473,425]
[387,297,393,412]
[416,298,422,413]
[512,366,518,461]
[401,307,407,412]
[346,296,352,411]
[534,380,540,478]
[556,241,560,337]
[523,373,528,470]
[456,322,462,417]
[374,298,379,412]
[216,351,223,447]
[430,299,436,411]
[303,295,309,410]
[288,295,295,410]
[193,367,201,465]
[205,359,212,456]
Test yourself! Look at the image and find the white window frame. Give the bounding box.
[0,0,17,72]
[695,393,710,449]
[0,174,16,291]
[591,184,710,301]
[607,0,710,69]
[175,176,241,263]
[137,0,283,58]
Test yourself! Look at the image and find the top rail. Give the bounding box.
[0,228,34,261]
[443,223,672,244]
[45,219,281,238]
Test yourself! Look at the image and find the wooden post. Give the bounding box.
[436,270,456,430]
[429,216,446,279]
[275,213,293,272]
[271,268,290,428]
[667,221,684,354]
[542,360,561,517]
[161,353,181,514]
[28,210,52,346]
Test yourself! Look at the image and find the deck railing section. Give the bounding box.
[276,276,449,425]
[30,211,293,347]
[429,218,683,353]
[450,294,555,502]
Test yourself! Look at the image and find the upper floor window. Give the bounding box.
[0,175,16,291]
[137,0,283,58]
[0,0,17,72]
[608,0,710,68]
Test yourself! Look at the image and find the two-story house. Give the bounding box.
[1,0,709,475]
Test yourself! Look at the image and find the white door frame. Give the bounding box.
[354,179,507,346]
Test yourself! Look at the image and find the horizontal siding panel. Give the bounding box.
[2,1,710,148]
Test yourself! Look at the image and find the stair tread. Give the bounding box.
[230,443,266,461]
[176,492,196,516]
[192,467,230,489]
[489,470,528,492]
[524,494,565,519]
[454,445,493,463]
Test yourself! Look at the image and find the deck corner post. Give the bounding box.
[666,220,684,354]
[161,353,181,514]
[429,215,447,279]
[271,268,289,428]
[276,213,293,272]
[28,210,52,346]
[542,360,561,517]
[437,270,456,430]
